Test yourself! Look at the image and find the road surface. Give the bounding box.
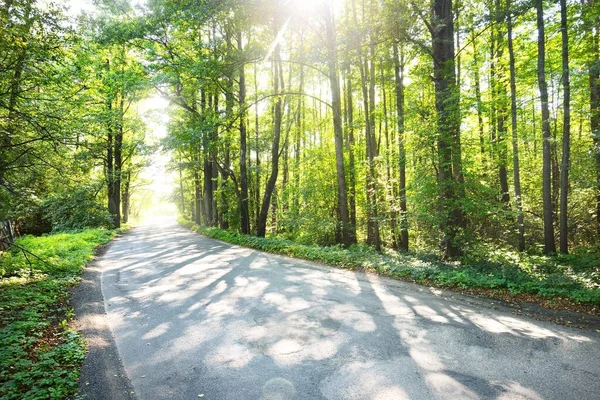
[99,217,600,400]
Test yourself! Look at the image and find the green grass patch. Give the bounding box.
[0,229,115,400]
[180,219,600,306]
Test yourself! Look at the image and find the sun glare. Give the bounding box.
[288,0,325,13]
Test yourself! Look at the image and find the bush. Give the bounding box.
[41,187,113,231]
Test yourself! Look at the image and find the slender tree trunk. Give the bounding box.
[113,89,124,229]
[179,161,185,215]
[494,0,510,204]
[432,0,463,258]
[324,2,356,246]
[238,33,250,234]
[194,157,202,225]
[559,0,571,253]
[257,33,283,238]
[254,62,261,233]
[536,0,557,254]
[393,42,409,252]
[294,36,305,218]
[121,171,130,224]
[507,4,525,251]
[589,0,600,239]
[345,69,358,228]
[471,31,486,161]
[106,96,119,228]
[368,42,381,251]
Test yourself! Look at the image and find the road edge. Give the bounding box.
[180,223,600,332]
[72,236,137,400]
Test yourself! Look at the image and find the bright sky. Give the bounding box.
[136,94,175,204]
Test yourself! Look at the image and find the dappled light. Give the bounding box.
[97,219,600,399]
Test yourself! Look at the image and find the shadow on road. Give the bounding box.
[97,218,600,400]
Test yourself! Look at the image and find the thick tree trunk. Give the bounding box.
[507,5,525,251]
[393,42,409,252]
[559,0,571,253]
[432,0,463,258]
[536,0,557,254]
[324,2,356,246]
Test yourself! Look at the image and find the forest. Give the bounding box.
[1,0,600,258]
[1,0,600,398]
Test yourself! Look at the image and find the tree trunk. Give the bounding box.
[507,4,525,251]
[201,88,215,226]
[367,42,381,251]
[587,0,600,239]
[471,31,486,161]
[432,0,463,258]
[238,33,250,234]
[254,62,261,233]
[494,0,510,204]
[345,69,358,228]
[393,42,409,252]
[179,162,185,216]
[194,159,202,225]
[324,2,356,246]
[536,0,557,254]
[121,171,130,224]
[559,0,571,253]
[257,31,283,238]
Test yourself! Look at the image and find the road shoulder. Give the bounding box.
[72,239,137,400]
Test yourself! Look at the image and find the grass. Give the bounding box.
[0,229,115,400]
[179,219,600,309]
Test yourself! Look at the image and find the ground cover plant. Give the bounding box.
[180,219,600,310]
[0,229,114,400]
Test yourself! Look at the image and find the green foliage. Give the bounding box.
[41,187,114,232]
[180,219,600,305]
[0,229,114,399]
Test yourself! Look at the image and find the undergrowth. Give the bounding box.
[0,229,115,400]
[179,219,600,307]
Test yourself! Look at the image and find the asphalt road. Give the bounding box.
[99,217,600,400]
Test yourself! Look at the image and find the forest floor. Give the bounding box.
[0,229,115,400]
[94,217,600,400]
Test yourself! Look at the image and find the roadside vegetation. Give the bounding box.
[180,219,600,311]
[0,230,115,400]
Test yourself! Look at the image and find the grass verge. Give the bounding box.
[0,229,115,400]
[179,219,599,313]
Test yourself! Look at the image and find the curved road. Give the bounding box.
[99,218,600,400]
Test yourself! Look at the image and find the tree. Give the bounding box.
[431,0,465,257]
[536,0,556,254]
[559,0,571,253]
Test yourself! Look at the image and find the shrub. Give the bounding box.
[41,187,113,231]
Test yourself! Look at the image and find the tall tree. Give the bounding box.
[507,0,525,251]
[324,2,356,246]
[536,0,556,254]
[431,0,464,257]
[559,0,571,253]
